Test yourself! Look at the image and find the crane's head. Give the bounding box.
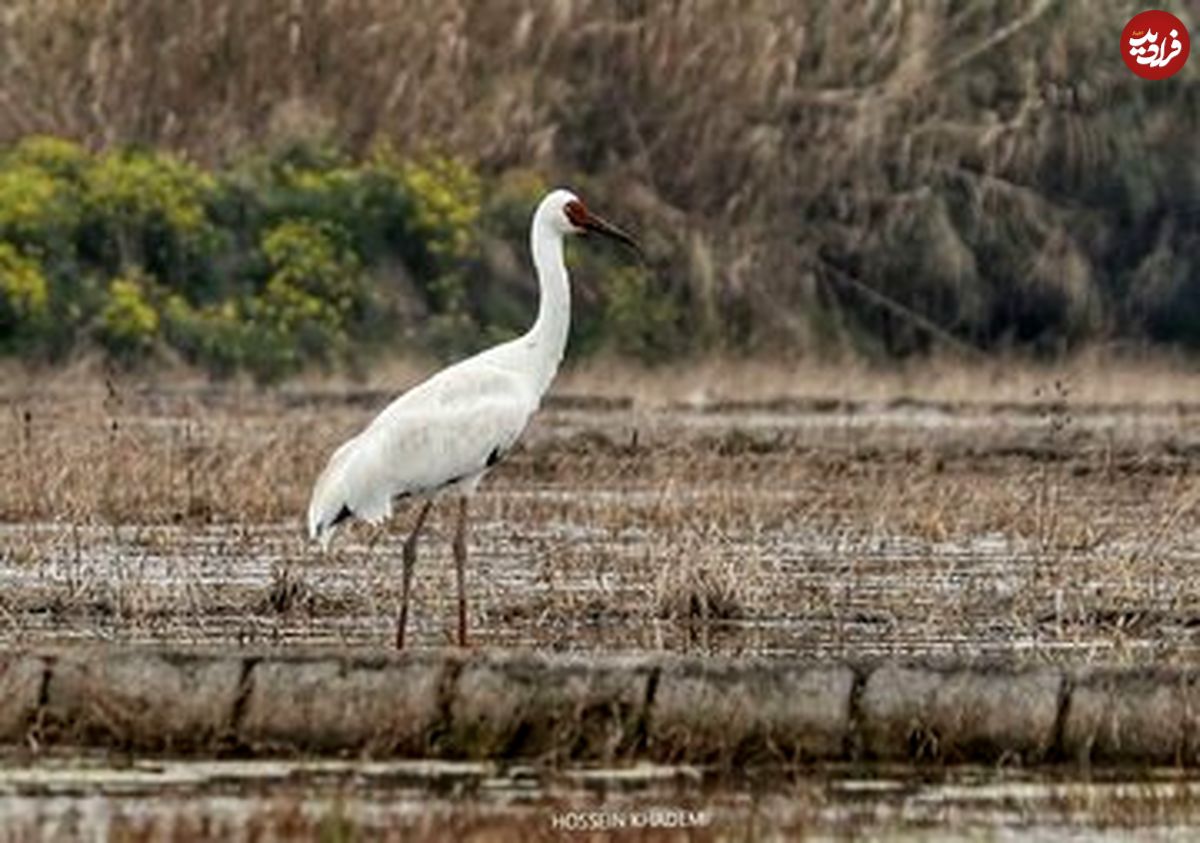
[539,189,641,254]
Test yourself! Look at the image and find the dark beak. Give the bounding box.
[583,212,643,258]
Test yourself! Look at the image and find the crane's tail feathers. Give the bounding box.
[308,498,392,550]
[308,502,354,550]
[308,513,333,551]
[313,525,335,552]
[307,431,396,549]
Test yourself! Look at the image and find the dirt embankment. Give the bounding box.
[3,648,1198,767]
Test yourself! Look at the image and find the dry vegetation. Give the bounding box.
[1,0,1197,358]
[4,4,1200,830]
[3,357,1200,836]
[4,358,1200,662]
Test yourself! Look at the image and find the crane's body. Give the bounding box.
[307,352,540,542]
[305,189,637,648]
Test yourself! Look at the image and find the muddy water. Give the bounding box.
[0,758,1198,840]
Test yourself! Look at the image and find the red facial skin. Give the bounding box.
[564,199,590,229]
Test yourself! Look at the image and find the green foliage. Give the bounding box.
[0,136,90,253]
[486,170,548,237]
[599,265,681,362]
[397,155,482,263]
[0,243,49,347]
[0,163,80,247]
[99,274,159,355]
[0,137,678,376]
[85,150,213,236]
[82,149,219,281]
[7,135,91,179]
[162,295,249,376]
[422,270,479,359]
[0,138,91,353]
[252,220,362,376]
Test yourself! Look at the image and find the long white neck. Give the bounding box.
[523,208,571,395]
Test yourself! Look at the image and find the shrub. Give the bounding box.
[0,136,677,374]
[6,136,91,179]
[259,220,360,325]
[0,243,49,348]
[398,155,482,264]
[162,295,249,376]
[598,265,681,362]
[82,149,218,282]
[0,163,80,248]
[86,150,213,235]
[99,274,159,356]
[247,219,364,378]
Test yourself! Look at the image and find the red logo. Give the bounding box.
[1122,10,1190,80]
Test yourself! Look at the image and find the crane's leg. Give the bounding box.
[453,496,470,647]
[397,500,434,650]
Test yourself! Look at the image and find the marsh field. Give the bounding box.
[5,357,1200,661]
[5,357,1200,839]
[2,0,1198,837]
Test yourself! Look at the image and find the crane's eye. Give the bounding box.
[564,200,589,229]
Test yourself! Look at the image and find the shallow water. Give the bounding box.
[1,757,1199,840]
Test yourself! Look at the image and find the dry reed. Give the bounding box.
[2,1,1194,354]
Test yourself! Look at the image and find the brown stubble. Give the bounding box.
[3,358,1200,660]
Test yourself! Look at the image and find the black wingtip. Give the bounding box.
[330,504,354,528]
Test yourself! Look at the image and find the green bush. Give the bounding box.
[85,149,213,236]
[0,137,680,377]
[398,154,482,263]
[0,244,50,348]
[254,219,362,370]
[0,163,80,248]
[99,274,159,356]
[597,265,681,362]
[162,295,249,376]
[0,138,91,357]
[82,149,219,286]
[6,136,91,180]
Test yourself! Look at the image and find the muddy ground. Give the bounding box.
[3,377,1200,663]
[4,368,1200,838]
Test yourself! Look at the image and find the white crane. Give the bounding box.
[307,189,639,648]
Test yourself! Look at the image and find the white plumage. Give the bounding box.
[307,359,535,544]
[305,188,638,648]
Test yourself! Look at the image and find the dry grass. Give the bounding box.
[3,356,1200,660]
[2,1,1195,355]
[213,348,1200,410]
[553,349,1200,409]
